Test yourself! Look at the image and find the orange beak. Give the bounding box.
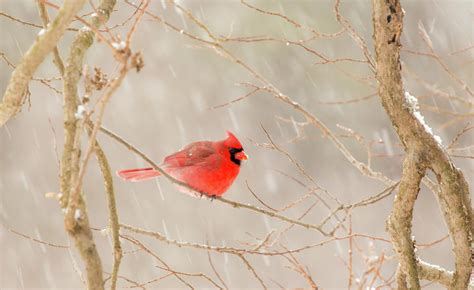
[236,151,248,161]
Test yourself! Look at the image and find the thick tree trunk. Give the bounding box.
[372,0,472,289]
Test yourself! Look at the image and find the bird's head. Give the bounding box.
[224,131,248,166]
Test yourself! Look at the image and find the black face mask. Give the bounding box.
[229,147,244,166]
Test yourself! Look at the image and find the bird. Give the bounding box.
[117,131,248,198]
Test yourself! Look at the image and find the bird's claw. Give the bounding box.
[199,192,217,201]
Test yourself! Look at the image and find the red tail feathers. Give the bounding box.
[117,167,161,182]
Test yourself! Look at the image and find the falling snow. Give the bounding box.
[161,219,170,238]
[160,0,167,9]
[34,228,46,254]
[155,179,165,201]
[1,1,467,288]
[381,129,394,156]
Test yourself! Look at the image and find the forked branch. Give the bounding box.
[372,0,472,288]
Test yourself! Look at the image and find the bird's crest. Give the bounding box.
[224,131,243,149]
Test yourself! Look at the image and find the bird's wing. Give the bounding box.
[163,141,218,168]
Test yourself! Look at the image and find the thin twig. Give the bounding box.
[86,119,122,290]
[36,0,65,75]
[3,224,69,249]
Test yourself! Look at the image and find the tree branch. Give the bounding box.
[372,0,472,289]
[386,151,425,289]
[86,120,122,290]
[36,0,65,76]
[59,0,117,289]
[98,125,331,236]
[0,0,86,127]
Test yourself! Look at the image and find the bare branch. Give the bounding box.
[386,152,425,289]
[59,0,118,289]
[237,254,267,289]
[372,0,472,288]
[3,224,69,249]
[98,125,331,235]
[36,1,65,75]
[0,0,86,127]
[86,119,122,290]
[240,0,345,38]
[207,246,228,289]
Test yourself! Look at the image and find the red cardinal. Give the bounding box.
[117,131,247,198]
